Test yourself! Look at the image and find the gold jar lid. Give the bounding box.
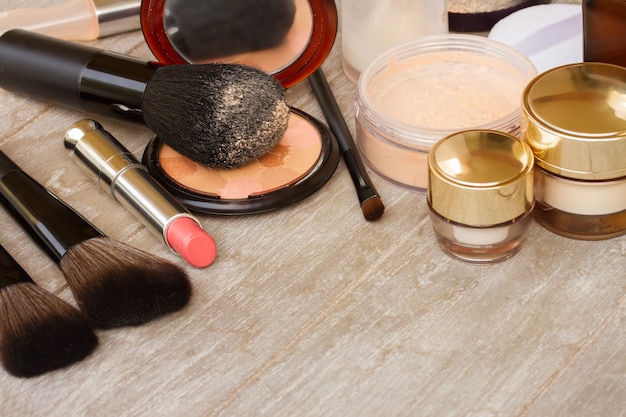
[428,130,534,226]
[522,62,626,180]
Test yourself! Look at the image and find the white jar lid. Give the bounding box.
[488,4,582,73]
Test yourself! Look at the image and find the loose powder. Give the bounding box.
[368,50,526,130]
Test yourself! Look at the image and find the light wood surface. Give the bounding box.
[3,1,625,416]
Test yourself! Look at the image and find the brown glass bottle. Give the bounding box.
[583,0,626,67]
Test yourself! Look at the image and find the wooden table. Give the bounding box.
[2,1,625,416]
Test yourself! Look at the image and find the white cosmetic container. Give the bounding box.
[341,0,448,84]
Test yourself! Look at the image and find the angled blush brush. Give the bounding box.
[0,243,98,378]
[0,29,290,169]
[308,68,385,221]
[0,150,192,329]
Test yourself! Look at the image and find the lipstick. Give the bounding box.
[64,119,217,268]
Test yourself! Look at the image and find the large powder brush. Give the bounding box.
[0,150,192,329]
[0,243,98,378]
[0,29,290,169]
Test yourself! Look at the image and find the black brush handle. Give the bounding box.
[0,243,34,288]
[0,29,156,123]
[0,151,103,262]
[308,68,379,204]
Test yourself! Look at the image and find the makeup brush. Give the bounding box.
[0,29,290,169]
[0,243,98,378]
[0,150,192,329]
[308,68,385,221]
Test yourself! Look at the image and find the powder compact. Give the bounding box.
[140,0,336,88]
[143,108,338,215]
[355,34,537,193]
[138,0,340,214]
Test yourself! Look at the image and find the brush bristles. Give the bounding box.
[59,237,192,329]
[0,283,98,378]
[143,63,290,169]
[361,195,385,222]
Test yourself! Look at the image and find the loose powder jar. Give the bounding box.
[355,34,537,193]
[521,62,626,240]
[427,130,535,263]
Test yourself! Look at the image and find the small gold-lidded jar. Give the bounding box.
[521,62,626,240]
[428,130,535,263]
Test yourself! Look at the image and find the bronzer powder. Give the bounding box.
[143,108,339,215]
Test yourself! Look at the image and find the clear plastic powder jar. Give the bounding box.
[521,62,626,240]
[355,34,537,193]
[428,130,535,263]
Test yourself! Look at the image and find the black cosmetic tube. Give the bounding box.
[0,29,158,123]
[0,150,103,262]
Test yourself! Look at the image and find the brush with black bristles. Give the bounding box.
[308,68,385,221]
[0,243,98,378]
[0,150,192,329]
[0,29,290,169]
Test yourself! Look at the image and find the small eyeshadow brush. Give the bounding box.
[0,243,98,378]
[308,68,385,221]
[0,29,290,169]
[0,150,192,329]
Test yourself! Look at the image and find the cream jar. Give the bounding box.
[355,34,537,193]
[428,130,535,263]
[521,62,626,240]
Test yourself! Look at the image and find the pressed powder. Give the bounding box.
[355,34,537,192]
[143,108,339,215]
[428,130,535,263]
[521,62,626,240]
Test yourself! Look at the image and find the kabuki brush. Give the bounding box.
[0,29,290,169]
[0,150,192,329]
[0,243,98,378]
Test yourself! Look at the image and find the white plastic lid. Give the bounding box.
[488,4,583,73]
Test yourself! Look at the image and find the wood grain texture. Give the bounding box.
[2,1,624,417]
